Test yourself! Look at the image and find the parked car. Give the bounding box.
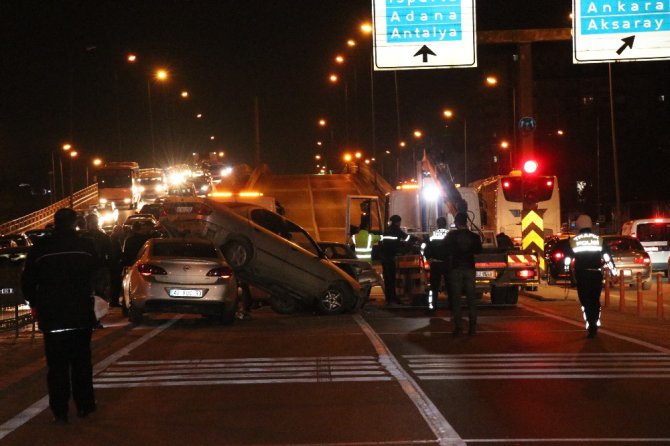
[544,234,575,285]
[602,235,652,289]
[162,199,363,315]
[0,233,33,263]
[122,238,238,324]
[317,241,383,299]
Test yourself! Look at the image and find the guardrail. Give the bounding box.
[0,184,98,235]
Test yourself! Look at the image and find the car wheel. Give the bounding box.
[270,294,299,314]
[220,306,236,325]
[505,287,519,305]
[128,304,143,324]
[222,238,252,270]
[316,284,349,315]
[642,281,652,291]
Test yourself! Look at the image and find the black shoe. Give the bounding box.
[53,414,68,425]
[77,404,97,418]
[587,326,597,338]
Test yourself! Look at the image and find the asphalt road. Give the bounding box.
[1,286,669,445]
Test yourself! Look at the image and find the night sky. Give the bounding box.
[1,1,668,217]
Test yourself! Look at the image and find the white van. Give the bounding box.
[621,218,670,273]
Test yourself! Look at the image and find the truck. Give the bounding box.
[137,168,167,202]
[97,162,141,210]
[385,151,539,305]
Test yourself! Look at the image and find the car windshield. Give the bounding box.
[636,223,670,242]
[0,235,29,248]
[606,237,644,251]
[99,172,132,188]
[151,242,218,258]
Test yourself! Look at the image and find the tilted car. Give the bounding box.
[160,199,363,315]
[0,233,33,263]
[317,241,383,300]
[122,238,238,324]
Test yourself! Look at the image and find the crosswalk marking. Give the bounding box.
[94,356,394,388]
[404,353,670,380]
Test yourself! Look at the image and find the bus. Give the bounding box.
[97,162,141,210]
[472,173,561,245]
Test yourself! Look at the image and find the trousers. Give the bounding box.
[381,259,397,303]
[429,260,449,308]
[574,269,603,328]
[447,267,477,327]
[43,329,95,417]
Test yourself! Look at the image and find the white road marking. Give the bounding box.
[353,314,465,446]
[519,303,670,354]
[0,316,180,440]
[405,352,670,380]
[463,439,670,443]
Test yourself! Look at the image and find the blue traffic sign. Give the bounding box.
[573,0,670,63]
[373,0,477,71]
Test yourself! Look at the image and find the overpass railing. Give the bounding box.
[0,184,98,235]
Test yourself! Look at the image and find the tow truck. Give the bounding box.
[385,151,539,305]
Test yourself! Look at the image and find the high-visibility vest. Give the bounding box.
[352,230,379,261]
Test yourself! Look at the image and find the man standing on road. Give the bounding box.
[380,215,410,305]
[569,214,616,338]
[444,212,482,336]
[425,216,450,313]
[122,221,152,267]
[21,208,99,424]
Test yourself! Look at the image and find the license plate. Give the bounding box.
[176,206,193,214]
[623,269,632,277]
[476,270,496,279]
[168,289,203,297]
[0,288,14,295]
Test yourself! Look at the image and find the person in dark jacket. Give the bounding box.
[444,212,482,336]
[380,215,410,305]
[21,208,99,424]
[108,224,125,307]
[425,216,449,312]
[82,214,112,303]
[121,221,152,267]
[569,214,616,338]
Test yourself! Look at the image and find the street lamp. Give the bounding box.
[443,109,468,184]
[147,68,169,164]
[499,140,512,172]
[68,150,78,207]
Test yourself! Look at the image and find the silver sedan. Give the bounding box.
[122,238,239,324]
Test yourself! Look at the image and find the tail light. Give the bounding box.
[516,269,535,279]
[206,266,233,279]
[634,256,651,265]
[553,251,565,261]
[138,263,168,277]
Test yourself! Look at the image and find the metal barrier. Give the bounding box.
[0,302,34,336]
[0,184,98,235]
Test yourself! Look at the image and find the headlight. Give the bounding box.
[138,186,145,193]
[200,184,209,192]
[155,184,165,192]
[124,198,131,204]
[99,198,108,204]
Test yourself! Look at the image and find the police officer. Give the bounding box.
[569,214,616,338]
[21,208,99,423]
[425,216,449,312]
[380,215,410,305]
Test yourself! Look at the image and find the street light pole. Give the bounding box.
[147,78,156,164]
[463,118,468,184]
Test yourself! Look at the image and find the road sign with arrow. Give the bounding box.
[372,0,477,71]
[572,0,670,63]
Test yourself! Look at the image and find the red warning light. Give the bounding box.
[523,160,538,174]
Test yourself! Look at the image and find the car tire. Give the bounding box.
[221,238,253,270]
[270,294,299,314]
[128,304,143,324]
[642,281,652,291]
[220,306,236,325]
[490,286,507,305]
[505,286,519,305]
[316,284,350,315]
